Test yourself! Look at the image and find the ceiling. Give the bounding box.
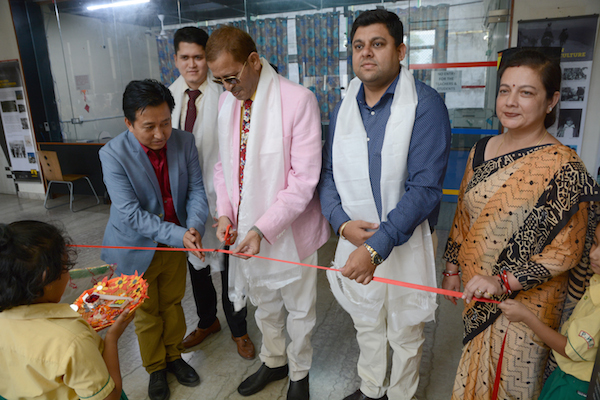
[34,0,405,28]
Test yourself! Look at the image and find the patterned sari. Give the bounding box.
[444,137,600,400]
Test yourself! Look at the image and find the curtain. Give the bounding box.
[296,12,340,122]
[248,18,288,77]
[156,32,179,85]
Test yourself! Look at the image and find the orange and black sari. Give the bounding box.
[444,136,600,400]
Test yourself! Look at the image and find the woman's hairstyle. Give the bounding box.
[498,49,561,128]
[0,221,76,311]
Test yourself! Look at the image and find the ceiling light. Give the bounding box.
[87,0,150,11]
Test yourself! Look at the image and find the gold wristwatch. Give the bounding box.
[363,243,383,266]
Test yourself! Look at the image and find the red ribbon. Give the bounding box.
[69,244,500,304]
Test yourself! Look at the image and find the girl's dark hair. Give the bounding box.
[0,221,76,311]
[498,49,561,128]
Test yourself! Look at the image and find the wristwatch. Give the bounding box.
[363,243,383,266]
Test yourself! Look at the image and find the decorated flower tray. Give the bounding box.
[72,272,148,331]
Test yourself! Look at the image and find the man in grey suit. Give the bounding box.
[100,79,208,400]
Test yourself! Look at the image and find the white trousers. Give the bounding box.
[351,297,425,400]
[252,252,318,381]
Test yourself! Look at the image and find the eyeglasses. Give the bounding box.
[212,61,247,86]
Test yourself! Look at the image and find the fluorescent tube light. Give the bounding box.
[87,0,150,11]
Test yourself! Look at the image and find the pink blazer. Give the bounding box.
[213,76,330,261]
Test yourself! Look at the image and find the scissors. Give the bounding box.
[220,224,234,249]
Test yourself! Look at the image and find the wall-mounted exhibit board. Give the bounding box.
[518,15,598,156]
[0,60,39,179]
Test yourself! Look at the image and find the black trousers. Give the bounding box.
[187,253,248,338]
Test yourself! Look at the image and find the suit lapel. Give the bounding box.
[127,131,162,201]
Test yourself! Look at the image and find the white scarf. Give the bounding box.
[328,66,437,330]
[218,59,301,310]
[170,73,223,269]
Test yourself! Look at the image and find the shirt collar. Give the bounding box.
[0,303,80,320]
[184,78,208,94]
[139,142,167,158]
[357,72,400,109]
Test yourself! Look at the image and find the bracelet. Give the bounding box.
[442,270,461,277]
[249,225,264,240]
[499,270,512,295]
[339,221,351,240]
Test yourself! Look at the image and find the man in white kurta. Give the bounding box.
[168,26,254,360]
[319,10,451,400]
[206,26,330,400]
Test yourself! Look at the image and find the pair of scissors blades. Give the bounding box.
[220,224,233,249]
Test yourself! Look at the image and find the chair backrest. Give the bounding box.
[98,131,112,143]
[38,150,64,181]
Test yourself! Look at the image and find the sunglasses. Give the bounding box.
[212,61,247,86]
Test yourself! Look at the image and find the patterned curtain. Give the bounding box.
[248,18,288,78]
[296,12,340,122]
[347,5,449,86]
[156,31,179,85]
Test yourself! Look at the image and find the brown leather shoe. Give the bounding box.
[232,333,255,360]
[182,319,221,349]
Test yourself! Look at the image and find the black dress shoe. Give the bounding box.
[148,369,170,400]
[287,374,309,400]
[237,363,289,396]
[342,389,388,400]
[166,358,200,387]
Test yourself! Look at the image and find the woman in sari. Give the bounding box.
[442,49,600,400]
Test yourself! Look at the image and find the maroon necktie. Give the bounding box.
[184,89,201,132]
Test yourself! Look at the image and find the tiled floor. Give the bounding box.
[0,193,464,399]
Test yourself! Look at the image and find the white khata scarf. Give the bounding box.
[218,59,301,311]
[328,66,437,330]
[175,73,223,270]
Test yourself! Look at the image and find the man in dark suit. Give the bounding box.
[100,79,208,400]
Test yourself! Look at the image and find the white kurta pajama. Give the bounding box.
[329,67,437,399]
[215,60,327,380]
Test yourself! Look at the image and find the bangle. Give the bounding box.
[339,221,350,240]
[499,270,512,295]
[442,270,461,277]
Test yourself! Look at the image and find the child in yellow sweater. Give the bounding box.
[500,223,600,399]
[0,221,133,400]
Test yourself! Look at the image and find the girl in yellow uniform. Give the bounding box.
[500,222,600,399]
[0,221,133,400]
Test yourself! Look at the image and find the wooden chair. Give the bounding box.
[38,150,99,212]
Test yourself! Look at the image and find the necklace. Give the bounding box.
[495,131,548,158]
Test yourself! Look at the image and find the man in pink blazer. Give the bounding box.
[206,27,329,400]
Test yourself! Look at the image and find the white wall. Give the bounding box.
[42,7,161,142]
[511,0,600,172]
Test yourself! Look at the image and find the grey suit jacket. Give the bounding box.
[99,128,208,274]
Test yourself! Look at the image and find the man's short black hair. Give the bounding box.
[351,9,404,47]
[0,221,76,311]
[174,27,209,53]
[122,79,175,124]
